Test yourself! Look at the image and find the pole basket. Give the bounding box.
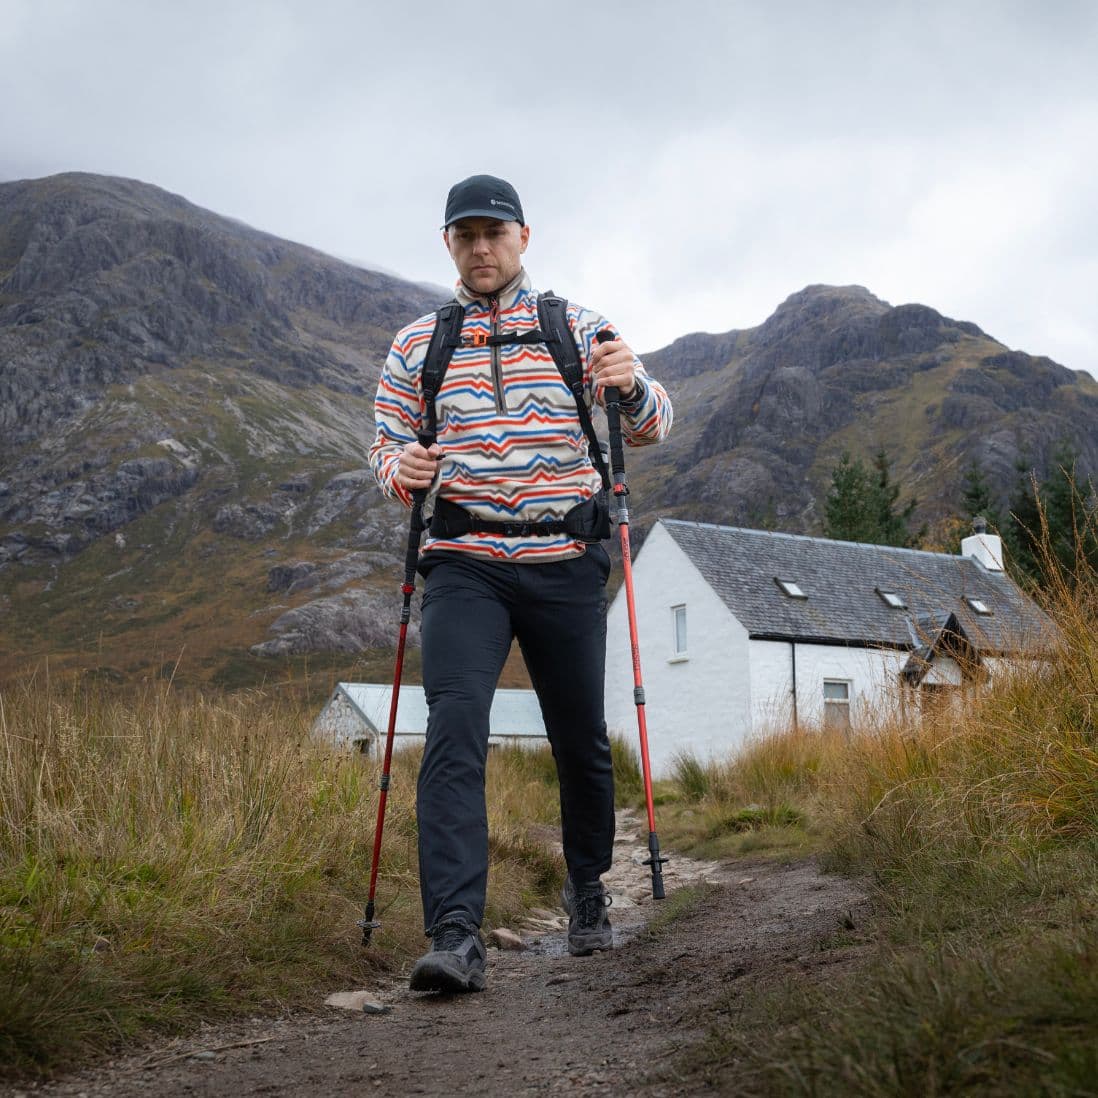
[358,900,381,946]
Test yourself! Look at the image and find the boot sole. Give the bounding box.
[567,932,613,957]
[408,956,487,993]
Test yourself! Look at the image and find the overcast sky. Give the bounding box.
[2,0,1096,377]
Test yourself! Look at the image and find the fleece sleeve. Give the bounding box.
[368,334,420,507]
[571,306,674,446]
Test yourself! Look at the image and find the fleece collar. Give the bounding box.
[454,268,531,311]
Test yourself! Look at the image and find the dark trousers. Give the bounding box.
[416,546,615,934]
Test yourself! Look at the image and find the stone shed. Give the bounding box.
[312,682,547,756]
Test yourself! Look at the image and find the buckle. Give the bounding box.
[463,330,489,347]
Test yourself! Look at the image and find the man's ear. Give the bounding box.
[519,224,530,253]
[442,228,451,251]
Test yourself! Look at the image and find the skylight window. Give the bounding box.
[876,588,907,609]
[966,597,992,615]
[775,577,808,599]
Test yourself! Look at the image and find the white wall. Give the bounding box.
[749,640,909,730]
[605,523,752,778]
[923,655,963,687]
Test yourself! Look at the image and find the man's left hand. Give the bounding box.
[590,337,639,401]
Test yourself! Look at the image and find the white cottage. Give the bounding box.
[312,682,546,756]
[604,519,1049,776]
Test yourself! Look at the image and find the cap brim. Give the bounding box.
[442,207,521,228]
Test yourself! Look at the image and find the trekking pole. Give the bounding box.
[598,330,667,900]
[360,428,435,945]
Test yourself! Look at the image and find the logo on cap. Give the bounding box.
[490,198,515,211]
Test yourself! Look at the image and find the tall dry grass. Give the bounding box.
[0,679,563,1078]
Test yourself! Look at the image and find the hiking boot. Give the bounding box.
[408,919,487,993]
[561,876,613,956]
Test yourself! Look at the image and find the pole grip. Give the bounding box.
[595,331,627,481]
[402,429,438,584]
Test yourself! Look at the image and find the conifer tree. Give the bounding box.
[1004,457,1042,582]
[871,450,924,547]
[823,453,877,543]
[960,461,1002,532]
[823,451,922,547]
[1005,443,1097,589]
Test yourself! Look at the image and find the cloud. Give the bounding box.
[1,0,1096,375]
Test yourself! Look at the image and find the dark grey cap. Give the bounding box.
[443,174,524,228]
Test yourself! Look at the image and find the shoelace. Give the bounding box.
[573,889,612,929]
[433,921,474,952]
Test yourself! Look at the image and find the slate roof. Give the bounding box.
[660,520,1050,654]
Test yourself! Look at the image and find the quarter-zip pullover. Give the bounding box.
[370,270,673,562]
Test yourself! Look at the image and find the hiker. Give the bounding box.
[369,174,673,993]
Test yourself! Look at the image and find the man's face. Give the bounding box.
[444,217,530,296]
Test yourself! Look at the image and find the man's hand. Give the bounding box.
[397,439,442,491]
[590,336,639,401]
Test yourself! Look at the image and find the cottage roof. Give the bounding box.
[660,519,1049,653]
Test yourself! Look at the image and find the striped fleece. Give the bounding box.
[369,269,673,562]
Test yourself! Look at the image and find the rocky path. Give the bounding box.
[8,817,870,1097]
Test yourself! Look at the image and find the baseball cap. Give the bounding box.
[443,175,525,228]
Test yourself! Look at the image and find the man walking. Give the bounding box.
[369,174,672,993]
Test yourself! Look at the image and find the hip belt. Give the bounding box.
[429,495,610,543]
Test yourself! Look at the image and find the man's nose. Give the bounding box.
[471,234,491,253]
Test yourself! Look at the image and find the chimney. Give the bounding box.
[960,515,1004,571]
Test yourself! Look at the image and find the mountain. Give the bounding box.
[0,172,445,686]
[1,173,1096,688]
[626,285,1098,531]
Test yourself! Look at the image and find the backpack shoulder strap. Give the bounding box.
[537,292,611,492]
[420,300,464,437]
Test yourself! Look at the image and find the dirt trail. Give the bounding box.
[10,816,870,1097]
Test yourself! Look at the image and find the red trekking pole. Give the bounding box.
[598,331,667,900]
[360,429,435,945]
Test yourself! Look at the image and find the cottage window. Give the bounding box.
[671,604,687,658]
[966,597,992,615]
[877,588,906,609]
[823,680,851,731]
[775,578,808,599]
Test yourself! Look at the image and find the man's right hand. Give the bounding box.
[397,439,443,491]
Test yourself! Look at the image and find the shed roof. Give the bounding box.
[659,519,1049,653]
[330,683,545,738]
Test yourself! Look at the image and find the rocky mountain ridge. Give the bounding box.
[2,172,1096,686]
[636,284,1096,530]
